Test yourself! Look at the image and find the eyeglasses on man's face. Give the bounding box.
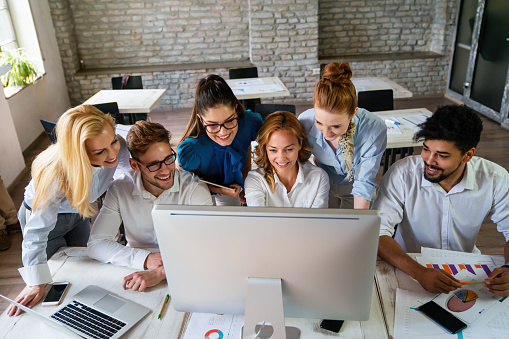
[201,116,238,134]
[136,152,176,172]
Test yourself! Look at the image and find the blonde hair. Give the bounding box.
[254,111,312,192]
[31,105,116,218]
[314,62,357,117]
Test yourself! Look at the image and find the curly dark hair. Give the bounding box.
[413,105,483,154]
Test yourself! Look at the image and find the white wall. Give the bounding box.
[0,88,24,186]
[0,0,69,187]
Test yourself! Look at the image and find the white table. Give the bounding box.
[352,77,412,99]
[372,108,432,173]
[375,254,505,339]
[0,247,389,338]
[84,89,167,123]
[226,77,290,100]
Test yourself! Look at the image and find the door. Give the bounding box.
[447,0,509,124]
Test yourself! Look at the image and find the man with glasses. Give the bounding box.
[88,121,212,292]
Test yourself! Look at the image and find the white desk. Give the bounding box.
[372,108,432,149]
[0,247,388,338]
[375,254,506,339]
[372,108,432,173]
[84,89,166,124]
[226,77,290,100]
[352,77,412,99]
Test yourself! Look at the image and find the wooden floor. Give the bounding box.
[1,96,508,314]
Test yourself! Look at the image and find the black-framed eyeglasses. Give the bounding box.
[201,117,238,134]
[135,152,176,172]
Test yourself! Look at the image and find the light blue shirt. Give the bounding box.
[298,108,387,201]
[19,136,130,286]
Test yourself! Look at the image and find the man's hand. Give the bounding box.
[415,268,462,294]
[144,252,163,270]
[7,284,46,317]
[484,266,509,297]
[122,266,165,292]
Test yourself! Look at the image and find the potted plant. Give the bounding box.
[0,48,38,87]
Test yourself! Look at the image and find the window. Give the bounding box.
[0,0,18,52]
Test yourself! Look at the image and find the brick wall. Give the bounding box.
[48,0,458,110]
[319,0,437,56]
[68,0,249,68]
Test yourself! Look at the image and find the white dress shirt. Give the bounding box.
[245,161,329,208]
[18,136,130,286]
[372,155,509,253]
[88,169,212,269]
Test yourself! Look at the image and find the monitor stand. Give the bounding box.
[243,277,300,339]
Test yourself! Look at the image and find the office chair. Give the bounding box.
[255,103,296,121]
[229,67,258,80]
[357,89,394,112]
[40,119,57,144]
[92,102,125,125]
[229,67,260,112]
[111,75,143,90]
[111,75,146,122]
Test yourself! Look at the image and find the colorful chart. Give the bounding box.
[204,329,224,339]
[425,263,492,276]
[447,290,478,312]
[455,290,478,302]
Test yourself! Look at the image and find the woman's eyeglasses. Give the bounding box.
[201,117,238,134]
[135,152,176,172]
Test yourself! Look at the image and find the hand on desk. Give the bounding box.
[7,284,46,317]
[484,266,509,297]
[144,252,163,270]
[123,266,166,292]
[416,268,462,294]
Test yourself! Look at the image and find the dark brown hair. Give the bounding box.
[313,62,357,117]
[126,121,171,160]
[179,74,245,143]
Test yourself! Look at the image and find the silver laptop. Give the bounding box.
[1,285,150,339]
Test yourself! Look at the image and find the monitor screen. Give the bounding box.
[152,206,380,322]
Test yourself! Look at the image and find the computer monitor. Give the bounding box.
[152,206,380,338]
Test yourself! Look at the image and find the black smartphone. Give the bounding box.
[320,319,344,333]
[417,301,467,334]
[42,282,70,306]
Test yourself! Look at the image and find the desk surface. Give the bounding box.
[83,89,167,114]
[352,77,412,99]
[225,77,290,100]
[372,108,432,149]
[0,247,388,338]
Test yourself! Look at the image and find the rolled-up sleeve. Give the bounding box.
[371,164,406,238]
[87,183,150,270]
[352,123,387,201]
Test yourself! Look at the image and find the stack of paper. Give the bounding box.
[394,248,509,339]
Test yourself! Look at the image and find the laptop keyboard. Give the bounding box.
[51,300,126,339]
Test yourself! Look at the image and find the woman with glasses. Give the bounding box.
[178,74,263,205]
[298,62,387,209]
[245,111,329,208]
[8,105,130,316]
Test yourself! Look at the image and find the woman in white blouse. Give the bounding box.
[245,111,329,208]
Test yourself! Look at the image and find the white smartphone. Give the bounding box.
[42,282,70,306]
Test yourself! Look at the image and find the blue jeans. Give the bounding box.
[18,203,90,259]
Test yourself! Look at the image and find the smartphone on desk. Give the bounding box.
[417,301,467,334]
[42,282,70,306]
